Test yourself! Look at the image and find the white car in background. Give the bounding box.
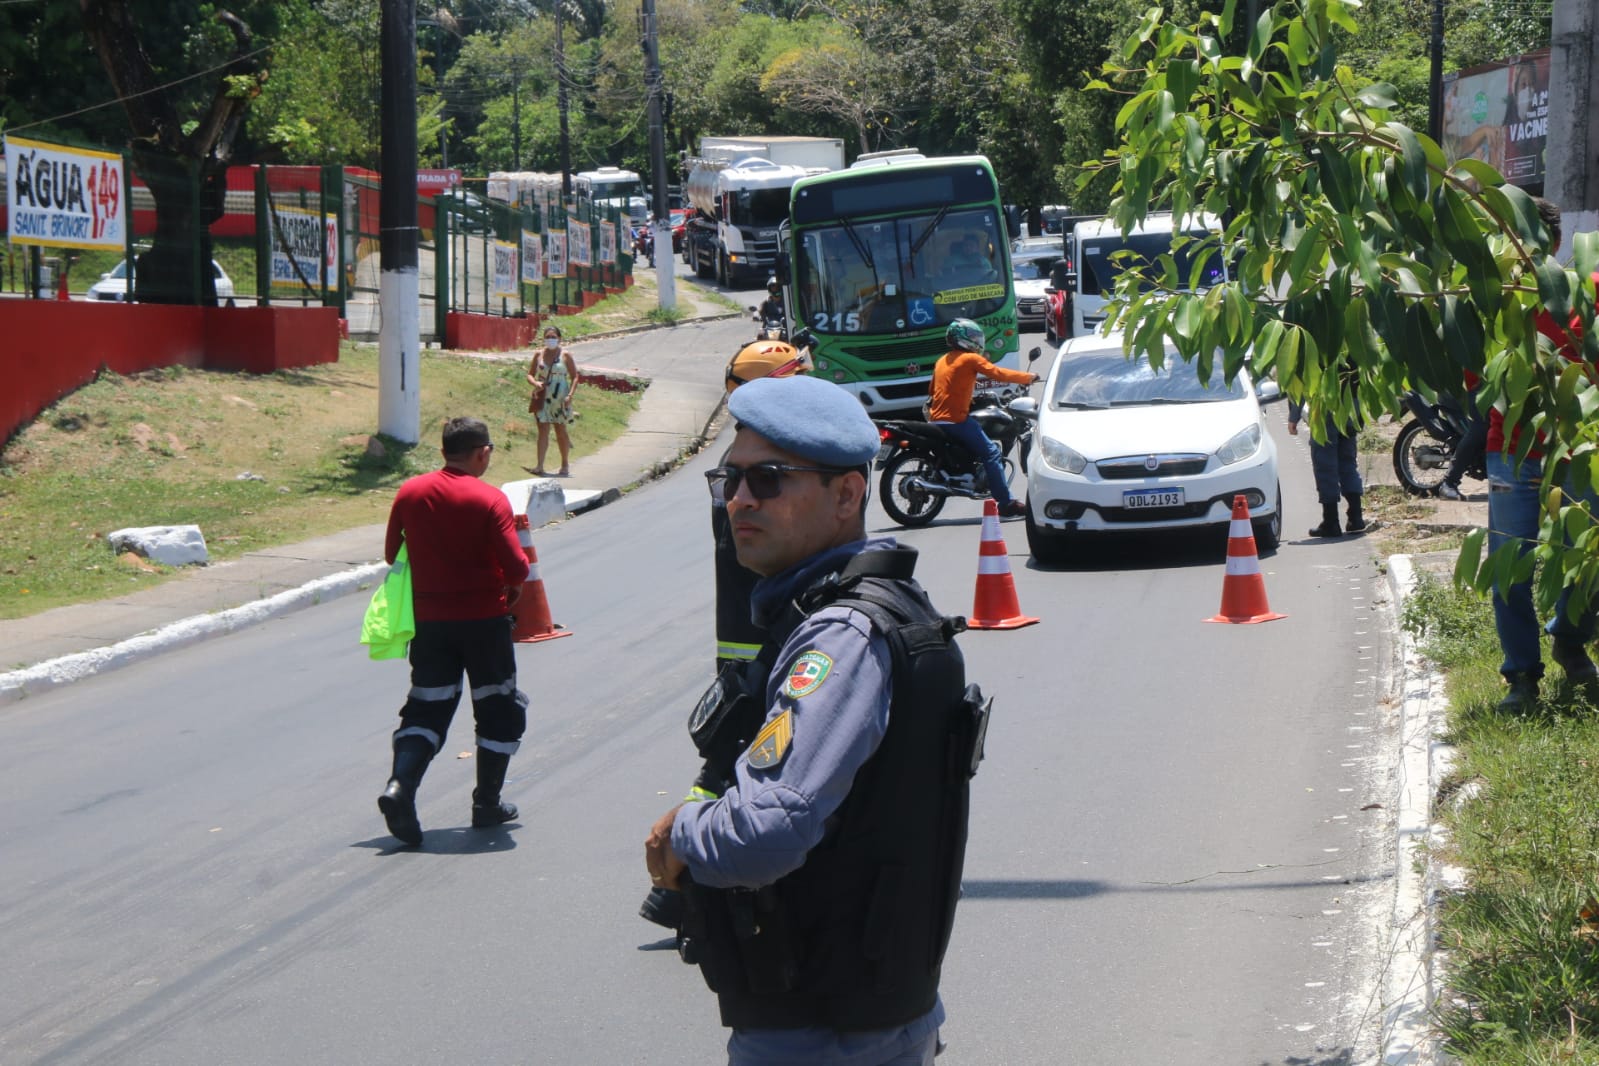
[1011,248,1061,332]
[88,258,236,303]
[1024,331,1283,563]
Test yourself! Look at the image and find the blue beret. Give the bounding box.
[728,375,881,467]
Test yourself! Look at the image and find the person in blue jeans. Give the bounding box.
[1484,197,1599,712]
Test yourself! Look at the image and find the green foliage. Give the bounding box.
[1401,570,1499,668]
[1090,0,1594,622]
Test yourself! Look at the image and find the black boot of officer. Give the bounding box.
[1344,493,1367,533]
[471,748,519,827]
[378,735,435,846]
[1308,501,1341,538]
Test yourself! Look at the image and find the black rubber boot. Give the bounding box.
[1497,672,1540,713]
[639,885,685,929]
[1344,493,1367,533]
[377,735,434,846]
[1308,502,1341,538]
[471,748,519,827]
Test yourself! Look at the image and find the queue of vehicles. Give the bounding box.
[442,152,1274,561]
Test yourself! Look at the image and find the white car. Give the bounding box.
[1011,249,1060,332]
[88,258,236,303]
[1024,332,1283,562]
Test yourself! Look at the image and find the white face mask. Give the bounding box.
[544,336,560,349]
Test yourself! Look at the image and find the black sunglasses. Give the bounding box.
[705,462,843,501]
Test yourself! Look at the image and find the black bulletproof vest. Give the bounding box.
[680,547,991,1032]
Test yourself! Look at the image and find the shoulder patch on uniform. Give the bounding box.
[781,650,833,699]
[746,709,793,770]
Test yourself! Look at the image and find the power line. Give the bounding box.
[4,44,272,136]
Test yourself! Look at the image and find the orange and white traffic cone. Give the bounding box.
[510,514,571,643]
[1205,494,1286,624]
[968,499,1040,630]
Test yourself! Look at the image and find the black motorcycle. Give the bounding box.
[877,376,1040,528]
[1392,390,1485,496]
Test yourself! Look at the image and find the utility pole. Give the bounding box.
[378,0,420,444]
[1426,0,1444,143]
[1546,0,1599,234]
[640,0,675,309]
[512,59,522,168]
[557,5,572,197]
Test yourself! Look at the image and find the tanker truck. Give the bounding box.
[681,136,845,288]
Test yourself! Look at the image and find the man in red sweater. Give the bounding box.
[378,416,531,846]
[927,318,1039,517]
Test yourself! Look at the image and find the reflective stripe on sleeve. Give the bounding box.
[717,641,761,661]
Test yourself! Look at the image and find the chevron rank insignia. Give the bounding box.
[746,710,793,770]
[781,651,833,699]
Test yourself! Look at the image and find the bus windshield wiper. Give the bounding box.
[839,217,875,272]
[909,205,949,261]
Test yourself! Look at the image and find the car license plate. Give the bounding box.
[1123,488,1185,509]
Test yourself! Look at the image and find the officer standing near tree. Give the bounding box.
[644,375,988,1065]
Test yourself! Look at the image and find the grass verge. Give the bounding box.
[1401,572,1599,1063]
[0,343,640,620]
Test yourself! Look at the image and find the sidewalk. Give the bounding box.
[0,286,740,703]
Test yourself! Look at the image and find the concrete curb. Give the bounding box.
[0,562,387,704]
[1379,554,1452,1065]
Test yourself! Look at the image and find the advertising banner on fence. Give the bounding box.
[522,232,544,282]
[600,221,616,265]
[493,240,519,300]
[1442,48,1549,189]
[568,219,592,267]
[546,230,567,279]
[4,135,126,250]
[268,204,336,293]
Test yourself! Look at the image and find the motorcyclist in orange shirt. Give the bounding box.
[926,318,1039,518]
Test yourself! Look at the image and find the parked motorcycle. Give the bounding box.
[1392,390,1484,495]
[876,352,1043,527]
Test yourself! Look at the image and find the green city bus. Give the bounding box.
[777,152,1021,414]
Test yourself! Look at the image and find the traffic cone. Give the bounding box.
[1205,495,1286,624]
[510,514,571,643]
[968,499,1040,630]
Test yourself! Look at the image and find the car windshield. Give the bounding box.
[1051,349,1244,410]
[1013,257,1057,281]
[107,261,128,279]
[1077,230,1225,297]
[794,207,1008,335]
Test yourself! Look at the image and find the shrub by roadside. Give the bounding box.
[1401,571,1599,1064]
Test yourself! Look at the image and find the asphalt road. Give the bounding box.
[0,307,1398,1064]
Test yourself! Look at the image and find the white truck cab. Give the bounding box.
[1069,211,1226,338]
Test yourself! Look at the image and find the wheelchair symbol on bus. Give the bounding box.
[908,298,935,327]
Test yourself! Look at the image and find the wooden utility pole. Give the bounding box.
[1546,0,1599,235]
[379,0,420,444]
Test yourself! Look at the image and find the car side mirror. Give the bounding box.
[774,252,790,286]
[1027,346,1042,365]
[1255,380,1284,403]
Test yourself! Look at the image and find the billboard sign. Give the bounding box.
[1442,49,1549,189]
[493,240,519,300]
[268,204,336,292]
[568,219,592,267]
[4,136,126,249]
[522,232,544,282]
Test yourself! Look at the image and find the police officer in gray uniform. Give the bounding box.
[645,375,987,1066]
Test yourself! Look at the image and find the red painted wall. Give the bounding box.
[1,301,339,444]
[445,311,537,352]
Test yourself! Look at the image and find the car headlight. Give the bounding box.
[1216,423,1262,466]
[1039,435,1088,474]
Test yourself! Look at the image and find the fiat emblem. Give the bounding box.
[1144,455,1159,471]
